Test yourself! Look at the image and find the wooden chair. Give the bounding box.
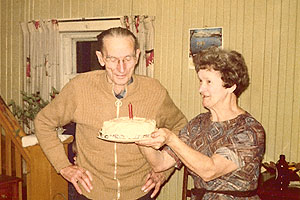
[182,165,192,200]
[0,175,22,199]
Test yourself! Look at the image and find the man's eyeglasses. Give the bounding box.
[104,55,136,66]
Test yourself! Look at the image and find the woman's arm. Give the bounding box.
[168,138,238,181]
[138,128,238,181]
[138,145,176,172]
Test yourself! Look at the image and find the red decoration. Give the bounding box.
[146,50,154,67]
[34,21,40,29]
[26,57,31,77]
[135,16,140,33]
[128,103,133,119]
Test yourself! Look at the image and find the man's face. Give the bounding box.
[96,36,140,90]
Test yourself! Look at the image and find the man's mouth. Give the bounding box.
[116,74,127,78]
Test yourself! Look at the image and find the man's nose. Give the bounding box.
[117,59,126,72]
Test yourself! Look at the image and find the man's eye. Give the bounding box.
[109,57,117,62]
[125,56,133,61]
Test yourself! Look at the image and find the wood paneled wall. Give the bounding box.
[0,0,299,199]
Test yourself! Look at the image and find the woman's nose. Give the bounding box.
[199,83,205,93]
[198,86,202,94]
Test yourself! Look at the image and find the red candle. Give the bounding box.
[128,103,133,119]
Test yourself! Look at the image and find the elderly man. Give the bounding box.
[34,27,187,200]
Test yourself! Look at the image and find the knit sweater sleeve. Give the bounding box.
[155,91,187,135]
[34,80,77,173]
[155,90,187,180]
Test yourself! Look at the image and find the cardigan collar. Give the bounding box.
[101,72,139,99]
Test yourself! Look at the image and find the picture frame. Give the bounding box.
[189,27,223,69]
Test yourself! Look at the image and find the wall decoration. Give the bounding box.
[189,27,223,69]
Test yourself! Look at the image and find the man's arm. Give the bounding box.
[149,90,187,173]
[35,81,94,194]
[34,81,77,172]
[155,91,187,136]
[141,90,187,197]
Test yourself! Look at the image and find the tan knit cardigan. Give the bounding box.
[34,70,187,200]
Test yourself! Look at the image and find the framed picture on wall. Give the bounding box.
[189,27,223,69]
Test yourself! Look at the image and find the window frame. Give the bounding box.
[58,18,121,88]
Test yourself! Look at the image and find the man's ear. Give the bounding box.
[135,49,141,63]
[96,51,105,66]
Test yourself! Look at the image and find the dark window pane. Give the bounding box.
[76,41,104,73]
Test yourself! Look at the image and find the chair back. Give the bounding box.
[182,165,192,200]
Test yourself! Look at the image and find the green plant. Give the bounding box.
[8,87,59,134]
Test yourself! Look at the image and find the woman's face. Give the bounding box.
[197,69,232,110]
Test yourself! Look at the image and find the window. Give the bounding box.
[58,18,121,87]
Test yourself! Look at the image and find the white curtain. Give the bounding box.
[21,17,155,98]
[21,20,60,101]
[121,16,155,78]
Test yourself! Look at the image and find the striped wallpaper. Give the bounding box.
[0,0,299,199]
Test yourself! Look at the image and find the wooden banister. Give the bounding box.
[0,95,73,200]
[0,95,32,200]
[0,96,31,165]
[0,96,26,137]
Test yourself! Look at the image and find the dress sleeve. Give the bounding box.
[215,147,244,168]
[215,117,265,169]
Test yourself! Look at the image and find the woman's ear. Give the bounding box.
[96,51,105,66]
[228,84,237,94]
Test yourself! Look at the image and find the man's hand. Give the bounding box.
[60,165,93,195]
[142,170,166,198]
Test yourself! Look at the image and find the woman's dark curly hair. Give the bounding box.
[192,47,250,98]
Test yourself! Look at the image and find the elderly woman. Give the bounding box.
[138,47,265,200]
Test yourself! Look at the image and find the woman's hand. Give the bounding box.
[136,128,174,149]
[60,165,93,194]
[136,128,177,172]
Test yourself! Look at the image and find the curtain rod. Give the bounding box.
[25,17,121,24]
[58,17,120,23]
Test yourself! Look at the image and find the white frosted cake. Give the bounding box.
[98,117,156,142]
